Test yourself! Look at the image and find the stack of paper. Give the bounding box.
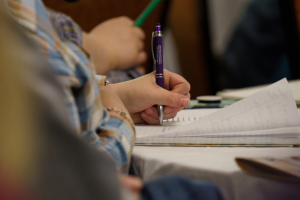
[136,79,300,146]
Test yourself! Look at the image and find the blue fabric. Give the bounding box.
[222,0,291,89]
[7,0,135,173]
[106,68,144,84]
[141,175,224,200]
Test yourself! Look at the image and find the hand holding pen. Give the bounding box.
[109,70,191,125]
[105,21,191,125]
[103,0,191,124]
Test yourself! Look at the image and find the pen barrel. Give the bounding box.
[155,34,164,88]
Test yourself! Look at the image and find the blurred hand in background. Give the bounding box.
[83,16,147,75]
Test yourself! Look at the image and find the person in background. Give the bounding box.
[0,8,123,199]
[6,0,191,173]
[219,0,291,89]
[0,4,223,200]
[48,7,146,83]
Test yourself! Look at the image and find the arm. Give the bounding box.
[9,4,136,172]
[96,86,135,173]
[99,86,134,132]
[47,10,146,75]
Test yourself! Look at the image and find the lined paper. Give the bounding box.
[217,79,300,105]
[136,79,300,145]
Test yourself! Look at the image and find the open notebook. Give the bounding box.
[217,79,300,105]
[236,156,300,182]
[135,79,300,146]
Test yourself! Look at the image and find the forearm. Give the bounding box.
[99,115,135,173]
[98,86,135,173]
[82,32,114,74]
[99,86,134,131]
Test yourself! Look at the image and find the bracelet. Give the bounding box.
[104,80,110,86]
[106,107,135,134]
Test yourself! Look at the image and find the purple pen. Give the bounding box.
[154,23,164,88]
[152,23,164,123]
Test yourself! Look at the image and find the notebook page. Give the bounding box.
[290,80,300,104]
[217,79,300,105]
[136,79,300,145]
[165,78,300,136]
[136,109,218,138]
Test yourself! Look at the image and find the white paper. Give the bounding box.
[136,79,300,145]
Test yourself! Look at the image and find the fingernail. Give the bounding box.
[181,98,190,107]
[145,108,153,115]
[164,107,173,114]
[141,112,147,118]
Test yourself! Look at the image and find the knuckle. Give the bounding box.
[166,93,178,106]
[146,118,158,125]
[139,30,146,38]
[139,52,147,62]
[187,82,191,91]
[187,93,191,99]
[120,16,132,23]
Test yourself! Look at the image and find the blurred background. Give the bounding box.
[43,0,300,98]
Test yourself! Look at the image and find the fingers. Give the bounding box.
[117,16,145,41]
[133,27,146,64]
[163,69,191,95]
[119,16,134,26]
[141,111,159,124]
[119,174,143,191]
[119,174,143,199]
[134,27,146,40]
[184,92,191,99]
[153,86,190,108]
[121,16,146,66]
[141,106,181,125]
[136,66,146,74]
[131,112,145,124]
[164,106,183,115]
[136,51,147,65]
[136,41,145,51]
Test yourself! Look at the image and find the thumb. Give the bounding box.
[153,87,190,108]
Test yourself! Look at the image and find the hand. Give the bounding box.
[83,16,147,74]
[109,69,191,124]
[119,174,143,200]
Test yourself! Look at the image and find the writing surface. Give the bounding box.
[136,79,300,145]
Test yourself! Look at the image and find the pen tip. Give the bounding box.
[157,105,164,124]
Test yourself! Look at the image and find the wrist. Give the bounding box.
[108,83,122,97]
[107,107,135,135]
[108,81,138,114]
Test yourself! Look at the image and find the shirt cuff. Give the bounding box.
[95,74,106,86]
[100,115,135,173]
[101,109,133,141]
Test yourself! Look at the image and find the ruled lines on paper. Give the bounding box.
[168,78,300,137]
[135,79,300,145]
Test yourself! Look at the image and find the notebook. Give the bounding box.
[236,156,300,182]
[135,78,300,146]
[217,79,300,105]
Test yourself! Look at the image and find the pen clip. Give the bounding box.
[151,32,156,70]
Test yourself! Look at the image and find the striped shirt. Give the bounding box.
[6,0,134,173]
[47,8,143,84]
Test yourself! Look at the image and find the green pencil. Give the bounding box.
[134,0,163,27]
